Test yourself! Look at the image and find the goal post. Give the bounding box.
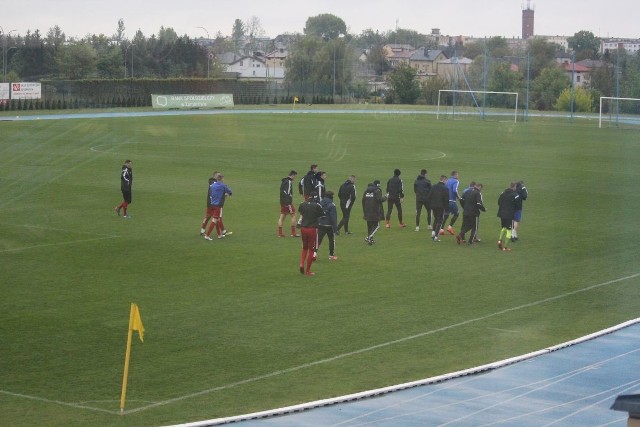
[437,90,519,123]
[599,97,640,128]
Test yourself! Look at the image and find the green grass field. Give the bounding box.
[1,110,639,426]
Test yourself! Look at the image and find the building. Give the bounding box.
[562,62,591,88]
[409,48,448,79]
[522,1,535,39]
[437,57,473,82]
[600,38,640,55]
[225,55,284,81]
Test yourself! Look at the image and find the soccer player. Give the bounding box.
[497,182,519,252]
[336,175,356,235]
[200,176,217,235]
[442,170,460,235]
[363,180,387,245]
[413,169,432,232]
[278,170,300,237]
[298,191,325,276]
[315,171,327,199]
[385,169,405,228]
[114,160,133,218]
[512,180,528,241]
[456,182,486,245]
[299,164,318,201]
[317,190,339,260]
[426,175,449,242]
[204,174,233,240]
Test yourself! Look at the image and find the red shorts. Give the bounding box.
[300,227,318,250]
[280,204,296,215]
[205,207,216,218]
[210,206,222,219]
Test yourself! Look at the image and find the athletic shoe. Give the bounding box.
[433,237,441,242]
[200,228,206,236]
[447,226,455,235]
[329,256,338,261]
[312,253,317,261]
[204,235,213,241]
[335,231,340,236]
[217,234,225,239]
[497,240,503,250]
[415,226,420,232]
[123,214,131,219]
[299,265,304,274]
[399,223,406,228]
[345,231,353,235]
[473,238,482,243]
[222,230,232,236]
[291,233,300,237]
[305,271,316,276]
[364,237,370,244]
[385,223,390,228]
[503,247,512,252]
[114,206,121,216]
[456,234,462,245]
[278,234,285,238]
[439,229,445,235]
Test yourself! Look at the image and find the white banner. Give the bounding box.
[151,93,234,109]
[11,82,42,99]
[0,83,9,100]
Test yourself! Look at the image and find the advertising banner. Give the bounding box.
[11,82,42,99]
[151,94,234,109]
[0,83,9,100]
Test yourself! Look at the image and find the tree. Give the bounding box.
[56,43,98,79]
[113,19,126,44]
[555,87,594,112]
[422,76,448,105]
[303,14,347,39]
[386,28,427,48]
[531,66,569,110]
[527,38,557,80]
[232,19,245,53]
[386,62,421,104]
[568,30,600,61]
[285,35,323,85]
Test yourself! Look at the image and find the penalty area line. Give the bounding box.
[125,271,640,415]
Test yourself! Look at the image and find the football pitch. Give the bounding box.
[1,109,639,426]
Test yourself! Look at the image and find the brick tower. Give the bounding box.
[522,1,535,39]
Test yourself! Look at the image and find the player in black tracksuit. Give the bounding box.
[414,169,432,231]
[317,191,339,259]
[363,180,387,244]
[336,175,356,235]
[457,183,486,245]
[426,175,449,241]
[299,164,318,201]
[385,169,405,227]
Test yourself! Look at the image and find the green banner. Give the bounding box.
[151,94,234,109]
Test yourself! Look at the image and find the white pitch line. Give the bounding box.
[0,389,119,415]
[126,272,640,416]
[0,236,119,254]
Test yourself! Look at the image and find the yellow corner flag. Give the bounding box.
[120,303,145,413]
[131,303,145,342]
[294,96,299,102]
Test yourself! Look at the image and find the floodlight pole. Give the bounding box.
[196,27,211,78]
[130,44,136,78]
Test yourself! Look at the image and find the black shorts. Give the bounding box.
[122,190,132,204]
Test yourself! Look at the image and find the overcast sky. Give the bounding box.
[4,0,638,41]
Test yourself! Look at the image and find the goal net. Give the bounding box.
[599,97,640,129]
[437,90,519,123]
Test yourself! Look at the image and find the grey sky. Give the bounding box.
[4,0,638,41]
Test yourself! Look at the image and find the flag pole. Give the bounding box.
[120,303,136,414]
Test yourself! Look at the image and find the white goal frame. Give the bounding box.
[599,96,640,128]
[437,90,519,123]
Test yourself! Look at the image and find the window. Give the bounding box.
[576,75,581,83]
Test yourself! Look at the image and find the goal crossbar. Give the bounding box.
[599,96,640,128]
[437,90,519,123]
